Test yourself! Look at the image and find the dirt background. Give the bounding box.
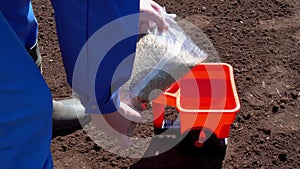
[32,0,299,168]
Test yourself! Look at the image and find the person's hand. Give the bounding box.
[91,102,142,147]
[139,0,168,32]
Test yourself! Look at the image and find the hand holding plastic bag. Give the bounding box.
[121,7,208,105]
[139,0,168,32]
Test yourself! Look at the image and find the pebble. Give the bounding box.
[85,136,92,142]
[259,138,265,144]
[278,153,288,162]
[257,127,271,135]
[279,103,285,109]
[272,105,279,113]
[101,156,109,161]
[291,90,298,99]
[93,143,101,152]
[243,112,251,120]
[111,161,119,167]
[263,129,271,135]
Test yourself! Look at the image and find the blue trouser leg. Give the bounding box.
[51,0,139,114]
[0,13,53,169]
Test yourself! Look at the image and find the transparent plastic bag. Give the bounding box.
[120,8,208,108]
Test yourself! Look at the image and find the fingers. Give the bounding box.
[150,11,168,32]
[150,0,163,13]
[140,0,168,32]
[92,112,131,147]
[119,102,142,123]
[91,102,142,148]
[140,12,167,32]
[118,134,132,148]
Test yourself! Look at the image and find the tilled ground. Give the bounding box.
[33,0,300,168]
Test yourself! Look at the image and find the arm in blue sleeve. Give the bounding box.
[0,0,38,49]
[51,0,139,114]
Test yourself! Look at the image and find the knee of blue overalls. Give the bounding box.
[51,0,139,114]
[0,12,53,169]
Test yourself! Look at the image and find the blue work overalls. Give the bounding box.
[0,0,139,168]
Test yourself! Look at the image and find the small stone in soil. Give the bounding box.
[272,160,277,165]
[263,129,271,135]
[278,153,288,162]
[257,127,271,135]
[85,136,92,142]
[279,103,285,109]
[290,90,298,99]
[272,105,279,113]
[243,112,251,120]
[93,143,101,151]
[111,161,119,167]
[259,138,265,144]
[264,91,272,98]
[102,156,109,161]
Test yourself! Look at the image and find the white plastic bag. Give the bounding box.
[120,8,208,107]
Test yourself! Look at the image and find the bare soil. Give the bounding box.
[33,0,300,168]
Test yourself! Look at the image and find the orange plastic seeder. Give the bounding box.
[152,63,240,139]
